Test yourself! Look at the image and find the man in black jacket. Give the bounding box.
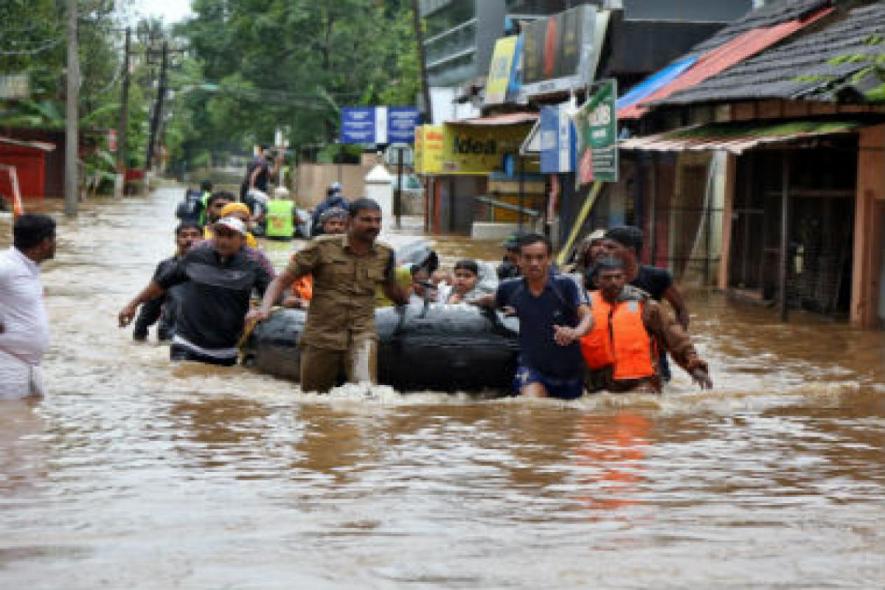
[132,222,203,342]
[119,217,275,366]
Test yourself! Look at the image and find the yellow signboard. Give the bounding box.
[484,36,518,106]
[441,123,532,175]
[414,125,444,174]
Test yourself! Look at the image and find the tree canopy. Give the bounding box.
[167,0,420,169]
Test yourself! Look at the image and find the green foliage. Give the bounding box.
[167,0,421,167]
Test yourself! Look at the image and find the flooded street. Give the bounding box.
[1,186,884,589]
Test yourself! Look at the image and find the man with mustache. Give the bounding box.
[249,198,408,393]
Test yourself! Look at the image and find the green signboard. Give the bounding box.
[574,79,618,184]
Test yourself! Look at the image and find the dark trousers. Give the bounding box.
[170,343,237,367]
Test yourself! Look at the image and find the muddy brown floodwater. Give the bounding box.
[1,186,883,589]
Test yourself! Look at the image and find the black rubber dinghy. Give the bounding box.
[242,302,520,393]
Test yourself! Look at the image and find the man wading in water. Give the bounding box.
[119,217,274,366]
[248,198,409,393]
[0,214,56,399]
[475,233,593,400]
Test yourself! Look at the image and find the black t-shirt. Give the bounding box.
[156,243,273,349]
[631,265,672,301]
[496,275,587,379]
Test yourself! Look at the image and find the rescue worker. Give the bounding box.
[581,257,712,393]
[248,198,409,393]
[601,225,690,382]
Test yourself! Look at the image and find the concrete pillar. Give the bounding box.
[365,163,393,223]
[851,125,885,329]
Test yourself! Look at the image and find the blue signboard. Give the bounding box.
[340,106,420,145]
[340,106,377,144]
[387,106,420,144]
[539,105,576,173]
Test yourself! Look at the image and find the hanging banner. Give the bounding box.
[484,36,519,106]
[573,79,618,184]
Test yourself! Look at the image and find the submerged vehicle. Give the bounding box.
[242,302,520,393]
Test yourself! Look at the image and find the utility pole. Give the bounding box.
[145,40,168,170]
[117,26,131,173]
[64,0,80,216]
[411,0,432,122]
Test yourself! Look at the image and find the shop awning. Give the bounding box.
[619,120,866,155]
[449,112,539,126]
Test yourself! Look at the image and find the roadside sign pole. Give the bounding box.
[395,146,404,229]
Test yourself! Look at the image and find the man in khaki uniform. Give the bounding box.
[249,198,408,392]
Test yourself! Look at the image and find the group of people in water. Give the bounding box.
[117,179,712,399]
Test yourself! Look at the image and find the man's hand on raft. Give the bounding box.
[245,308,270,324]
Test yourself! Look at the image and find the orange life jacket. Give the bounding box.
[581,290,655,381]
[291,275,313,301]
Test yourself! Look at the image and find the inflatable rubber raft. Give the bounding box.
[242,302,520,393]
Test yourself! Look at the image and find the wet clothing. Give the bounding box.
[286,234,395,352]
[156,242,274,361]
[496,275,588,383]
[0,247,49,398]
[133,256,183,342]
[286,234,395,392]
[514,365,584,400]
[582,286,702,393]
[630,265,676,381]
[300,338,376,393]
[170,342,237,366]
[582,290,655,381]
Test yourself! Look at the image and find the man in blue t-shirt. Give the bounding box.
[475,233,592,400]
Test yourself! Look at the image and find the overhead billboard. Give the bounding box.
[520,5,609,99]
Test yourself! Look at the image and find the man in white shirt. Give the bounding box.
[0,214,55,399]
